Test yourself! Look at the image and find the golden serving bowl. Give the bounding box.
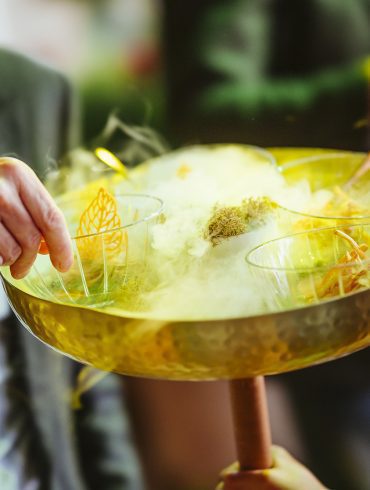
[2,146,369,381]
[3,276,370,380]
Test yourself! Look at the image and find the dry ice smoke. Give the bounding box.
[115,145,332,319]
[45,114,169,196]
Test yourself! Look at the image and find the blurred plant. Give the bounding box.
[198,0,271,86]
[200,60,368,116]
[196,0,369,116]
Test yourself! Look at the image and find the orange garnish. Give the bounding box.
[38,238,49,254]
[315,230,369,299]
[77,188,125,260]
[176,164,191,179]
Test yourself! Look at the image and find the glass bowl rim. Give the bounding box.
[278,151,370,219]
[246,222,370,273]
[139,143,278,169]
[57,192,164,241]
[276,202,370,221]
[278,151,366,173]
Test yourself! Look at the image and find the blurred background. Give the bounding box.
[0,1,369,489]
[0,0,368,148]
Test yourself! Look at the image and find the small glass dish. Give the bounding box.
[3,194,163,309]
[279,152,370,221]
[280,152,366,190]
[246,223,370,311]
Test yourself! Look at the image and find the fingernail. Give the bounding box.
[58,258,74,273]
[15,267,32,279]
[12,271,24,280]
[0,256,3,266]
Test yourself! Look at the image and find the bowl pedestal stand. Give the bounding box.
[221,377,274,490]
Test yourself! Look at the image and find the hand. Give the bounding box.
[218,446,327,490]
[0,157,73,279]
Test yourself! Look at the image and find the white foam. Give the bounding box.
[117,146,330,319]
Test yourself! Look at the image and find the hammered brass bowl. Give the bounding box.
[2,146,369,381]
[2,271,370,380]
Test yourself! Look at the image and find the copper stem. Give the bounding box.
[229,376,272,471]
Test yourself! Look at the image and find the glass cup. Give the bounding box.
[279,152,370,221]
[8,194,163,309]
[246,223,370,312]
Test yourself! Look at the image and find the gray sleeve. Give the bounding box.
[0,48,80,178]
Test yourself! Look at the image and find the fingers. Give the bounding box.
[0,193,42,279]
[271,445,292,464]
[219,450,326,490]
[0,157,73,276]
[269,445,327,490]
[14,162,73,273]
[0,222,22,267]
[22,188,73,272]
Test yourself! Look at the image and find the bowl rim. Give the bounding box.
[276,202,370,221]
[278,151,370,219]
[134,143,278,171]
[279,151,366,173]
[246,222,370,273]
[57,192,164,240]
